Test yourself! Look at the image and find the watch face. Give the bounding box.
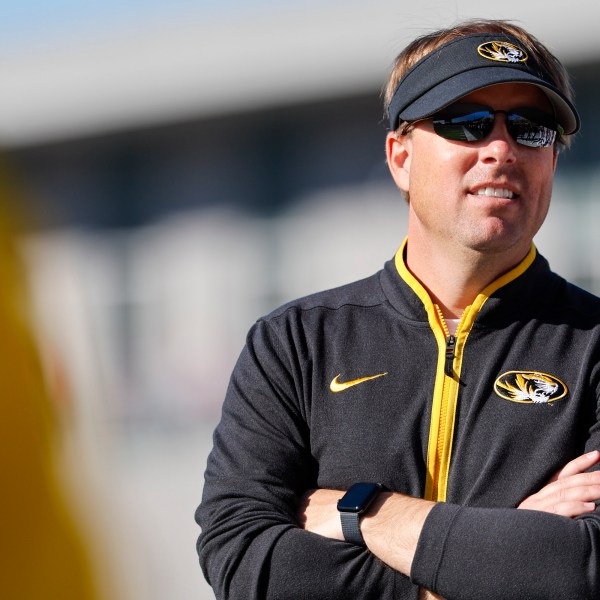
[337,482,382,513]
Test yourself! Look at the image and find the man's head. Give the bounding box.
[383,20,578,264]
[383,19,578,149]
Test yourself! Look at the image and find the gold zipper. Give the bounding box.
[394,239,537,503]
[426,306,466,501]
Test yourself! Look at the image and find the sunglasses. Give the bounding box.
[430,103,563,148]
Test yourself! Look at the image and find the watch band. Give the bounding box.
[340,511,365,545]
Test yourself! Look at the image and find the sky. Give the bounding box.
[0,0,288,51]
[3,0,599,147]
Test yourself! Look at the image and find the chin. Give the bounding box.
[462,227,529,255]
[470,237,530,258]
[470,217,534,246]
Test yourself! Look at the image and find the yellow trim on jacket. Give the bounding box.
[395,238,537,501]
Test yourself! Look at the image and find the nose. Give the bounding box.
[479,114,517,165]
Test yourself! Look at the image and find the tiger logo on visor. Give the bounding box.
[478,41,528,63]
[494,371,568,404]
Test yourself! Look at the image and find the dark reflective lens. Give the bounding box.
[431,104,562,148]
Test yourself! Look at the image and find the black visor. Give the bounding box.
[387,33,579,135]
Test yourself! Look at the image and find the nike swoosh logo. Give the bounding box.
[330,372,388,393]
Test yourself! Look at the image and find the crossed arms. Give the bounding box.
[197,318,600,600]
[299,451,600,599]
[199,405,600,600]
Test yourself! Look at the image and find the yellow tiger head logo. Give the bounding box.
[478,41,528,64]
[494,371,568,404]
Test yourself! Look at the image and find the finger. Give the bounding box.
[545,501,597,518]
[555,483,600,504]
[537,471,600,500]
[519,494,599,516]
[519,481,600,513]
[552,450,600,481]
[526,473,600,508]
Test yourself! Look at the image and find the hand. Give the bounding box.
[419,590,445,600]
[297,489,344,540]
[518,450,600,517]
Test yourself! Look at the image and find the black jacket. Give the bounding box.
[197,242,600,599]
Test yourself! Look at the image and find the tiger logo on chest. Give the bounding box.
[494,371,568,404]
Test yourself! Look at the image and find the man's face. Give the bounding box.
[387,82,558,259]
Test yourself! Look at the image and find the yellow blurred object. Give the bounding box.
[0,161,100,599]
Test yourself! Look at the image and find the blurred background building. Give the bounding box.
[2,1,600,598]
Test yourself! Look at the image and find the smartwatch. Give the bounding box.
[337,482,386,545]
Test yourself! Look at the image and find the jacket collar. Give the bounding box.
[380,237,550,325]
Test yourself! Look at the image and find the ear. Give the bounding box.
[386,132,411,194]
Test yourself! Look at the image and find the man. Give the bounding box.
[196,20,600,599]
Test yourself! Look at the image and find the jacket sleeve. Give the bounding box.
[411,503,600,600]
[195,318,415,600]
[411,376,600,600]
[412,382,600,600]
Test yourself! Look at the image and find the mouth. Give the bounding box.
[471,186,518,200]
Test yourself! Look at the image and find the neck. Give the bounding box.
[404,235,530,319]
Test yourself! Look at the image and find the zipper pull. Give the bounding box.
[445,335,456,377]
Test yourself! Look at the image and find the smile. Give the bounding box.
[474,187,516,199]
